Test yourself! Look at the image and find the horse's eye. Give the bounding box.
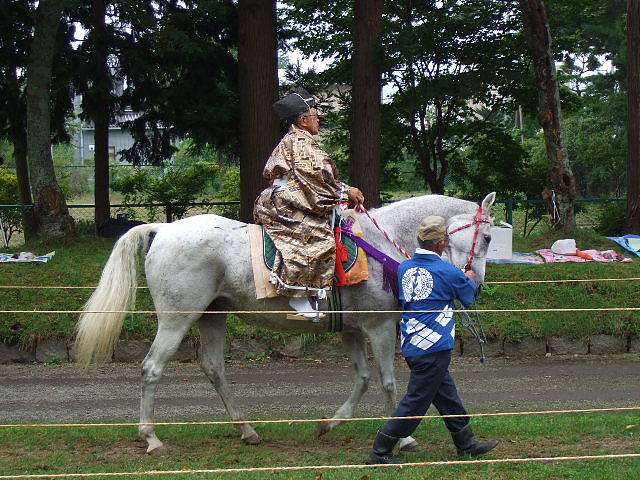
[484,234,491,244]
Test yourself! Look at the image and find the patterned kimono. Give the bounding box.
[254,125,350,295]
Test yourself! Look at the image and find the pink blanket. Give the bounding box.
[535,249,632,263]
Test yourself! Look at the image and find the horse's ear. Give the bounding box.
[482,192,496,212]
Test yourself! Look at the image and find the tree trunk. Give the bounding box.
[627,0,640,233]
[26,0,76,237]
[92,0,111,231]
[238,0,280,223]
[349,0,383,207]
[5,64,34,239]
[12,136,34,240]
[519,0,576,231]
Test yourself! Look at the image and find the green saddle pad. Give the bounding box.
[262,225,359,272]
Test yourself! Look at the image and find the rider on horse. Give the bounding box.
[254,88,364,318]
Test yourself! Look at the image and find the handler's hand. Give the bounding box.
[465,270,478,282]
[347,186,364,206]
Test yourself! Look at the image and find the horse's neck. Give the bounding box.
[357,196,477,258]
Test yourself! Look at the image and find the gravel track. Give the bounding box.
[1,354,639,424]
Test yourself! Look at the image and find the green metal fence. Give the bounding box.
[0,197,625,248]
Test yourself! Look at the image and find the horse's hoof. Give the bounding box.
[147,444,169,455]
[398,440,422,453]
[317,418,336,437]
[242,433,261,445]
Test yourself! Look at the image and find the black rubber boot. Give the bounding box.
[451,425,498,456]
[365,431,401,464]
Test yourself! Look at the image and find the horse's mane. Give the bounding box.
[370,194,479,217]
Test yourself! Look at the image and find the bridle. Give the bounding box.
[448,206,492,363]
[447,206,491,271]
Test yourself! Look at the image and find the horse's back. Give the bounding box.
[145,214,250,286]
[149,214,248,251]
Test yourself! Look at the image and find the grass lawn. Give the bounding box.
[0,412,638,479]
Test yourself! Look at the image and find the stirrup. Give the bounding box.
[287,296,325,322]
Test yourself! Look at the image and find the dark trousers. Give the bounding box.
[381,349,469,439]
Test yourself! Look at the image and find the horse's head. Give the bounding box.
[444,192,496,294]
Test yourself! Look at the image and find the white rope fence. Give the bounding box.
[1,406,638,430]
[2,307,640,315]
[1,276,640,289]
[1,454,640,479]
[1,277,638,477]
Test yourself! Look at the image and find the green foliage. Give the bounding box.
[0,140,13,165]
[286,0,530,194]
[448,124,528,200]
[0,166,23,243]
[213,165,241,218]
[594,199,627,236]
[115,0,239,166]
[52,144,89,201]
[111,160,219,221]
[563,90,627,197]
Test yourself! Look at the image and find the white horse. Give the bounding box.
[75,192,496,454]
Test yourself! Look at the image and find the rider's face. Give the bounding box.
[297,108,320,135]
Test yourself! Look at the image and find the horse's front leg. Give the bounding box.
[198,313,260,445]
[364,317,422,453]
[139,320,195,454]
[318,329,371,436]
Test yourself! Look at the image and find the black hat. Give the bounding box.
[272,88,315,121]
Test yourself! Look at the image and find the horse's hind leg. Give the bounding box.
[198,313,260,445]
[318,329,371,436]
[139,318,196,454]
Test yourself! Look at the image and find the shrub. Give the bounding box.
[0,167,23,244]
[213,165,240,218]
[111,161,219,221]
[594,199,627,236]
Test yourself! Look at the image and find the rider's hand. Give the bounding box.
[465,270,478,282]
[347,186,364,206]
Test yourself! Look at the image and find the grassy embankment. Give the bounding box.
[0,220,639,349]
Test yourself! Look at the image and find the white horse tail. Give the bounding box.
[75,223,164,369]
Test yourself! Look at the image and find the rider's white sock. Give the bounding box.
[289,297,319,318]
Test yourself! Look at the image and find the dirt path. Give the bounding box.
[1,354,639,423]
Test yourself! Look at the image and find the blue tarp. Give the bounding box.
[607,235,640,257]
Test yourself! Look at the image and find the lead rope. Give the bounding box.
[455,300,487,363]
[355,203,411,259]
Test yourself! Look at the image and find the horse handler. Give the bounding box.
[366,215,498,464]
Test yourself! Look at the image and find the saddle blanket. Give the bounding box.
[249,210,368,300]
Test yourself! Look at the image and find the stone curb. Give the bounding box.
[1,334,638,364]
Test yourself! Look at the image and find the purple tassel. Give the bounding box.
[382,264,399,297]
[341,228,401,298]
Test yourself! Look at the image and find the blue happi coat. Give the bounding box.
[398,249,476,357]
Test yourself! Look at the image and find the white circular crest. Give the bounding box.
[401,267,433,301]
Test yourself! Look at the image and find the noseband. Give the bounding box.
[447,206,491,271]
